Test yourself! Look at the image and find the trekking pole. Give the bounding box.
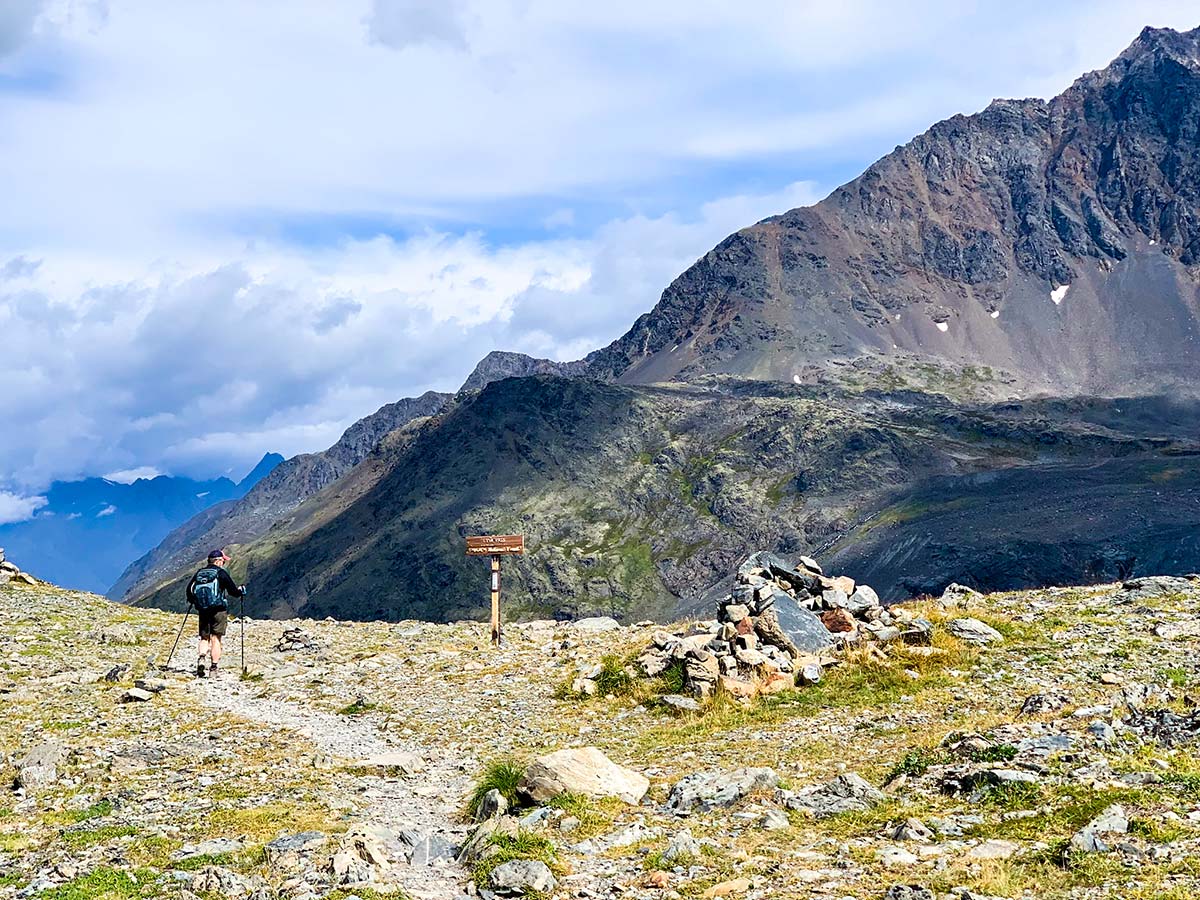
[165,607,191,672]
[240,592,247,677]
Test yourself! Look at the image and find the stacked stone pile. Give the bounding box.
[0,548,38,586]
[275,627,320,652]
[632,551,935,700]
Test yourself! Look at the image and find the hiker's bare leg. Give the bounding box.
[211,636,223,667]
[197,636,210,660]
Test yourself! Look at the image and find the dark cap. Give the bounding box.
[207,549,228,561]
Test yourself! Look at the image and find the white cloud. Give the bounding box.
[1,1,1198,493]
[0,179,816,488]
[102,466,162,483]
[95,504,117,517]
[0,491,47,525]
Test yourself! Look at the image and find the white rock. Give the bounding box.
[520,747,649,804]
[969,839,1020,860]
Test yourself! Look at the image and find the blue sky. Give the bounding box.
[0,0,1197,522]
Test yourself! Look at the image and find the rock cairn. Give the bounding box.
[633,550,934,700]
[0,548,38,586]
[276,627,320,652]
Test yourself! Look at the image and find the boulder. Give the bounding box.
[666,767,779,814]
[520,747,649,804]
[684,650,721,698]
[573,616,621,632]
[940,583,983,606]
[946,617,1004,645]
[121,688,154,703]
[719,676,757,699]
[821,609,856,633]
[772,600,834,652]
[779,772,884,818]
[661,828,702,863]
[885,887,935,900]
[661,694,701,712]
[17,740,67,791]
[490,859,557,895]
[475,788,509,821]
[847,584,881,614]
[1070,805,1129,853]
[265,831,328,864]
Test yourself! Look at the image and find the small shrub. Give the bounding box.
[468,758,526,819]
[656,660,687,695]
[338,698,376,716]
[968,744,1018,764]
[593,655,636,696]
[885,748,948,783]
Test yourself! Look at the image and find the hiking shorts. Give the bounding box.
[198,608,229,638]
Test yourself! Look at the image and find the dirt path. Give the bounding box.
[190,675,472,900]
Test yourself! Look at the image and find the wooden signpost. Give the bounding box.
[466,534,525,646]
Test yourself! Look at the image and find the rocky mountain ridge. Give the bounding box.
[108,391,451,603]
[586,26,1200,396]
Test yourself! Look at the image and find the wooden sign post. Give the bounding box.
[466,534,525,646]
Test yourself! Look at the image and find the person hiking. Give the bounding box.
[186,549,245,678]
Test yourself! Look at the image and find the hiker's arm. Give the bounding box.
[219,569,244,598]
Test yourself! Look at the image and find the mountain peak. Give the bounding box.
[238,452,285,491]
[459,350,589,394]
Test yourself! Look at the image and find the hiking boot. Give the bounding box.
[196,661,206,678]
[209,663,219,677]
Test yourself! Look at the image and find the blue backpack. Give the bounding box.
[191,567,227,611]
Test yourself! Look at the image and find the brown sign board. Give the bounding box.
[466,534,525,556]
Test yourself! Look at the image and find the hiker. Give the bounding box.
[186,549,245,678]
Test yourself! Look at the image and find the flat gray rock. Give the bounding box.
[490,859,556,895]
[572,616,621,632]
[666,767,779,814]
[772,598,834,652]
[946,617,1004,645]
[781,773,884,818]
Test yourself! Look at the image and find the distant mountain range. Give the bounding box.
[0,453,282,593]
[122,26,1200,621]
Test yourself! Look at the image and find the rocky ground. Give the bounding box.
[4,572,1200,900]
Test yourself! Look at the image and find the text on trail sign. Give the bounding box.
[466,534,525,556]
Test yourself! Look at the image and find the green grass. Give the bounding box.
[324,890,411,900]
[1162,667,1189,689]
[36,867,160,900]
[593,655,636,696]
[58,824,139,849]
[468,758,527,819]
[472,831,558,888]
[545,792,622,840]
[67,799,114,823]
[885,747,949,782]
[337,698,377,716]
